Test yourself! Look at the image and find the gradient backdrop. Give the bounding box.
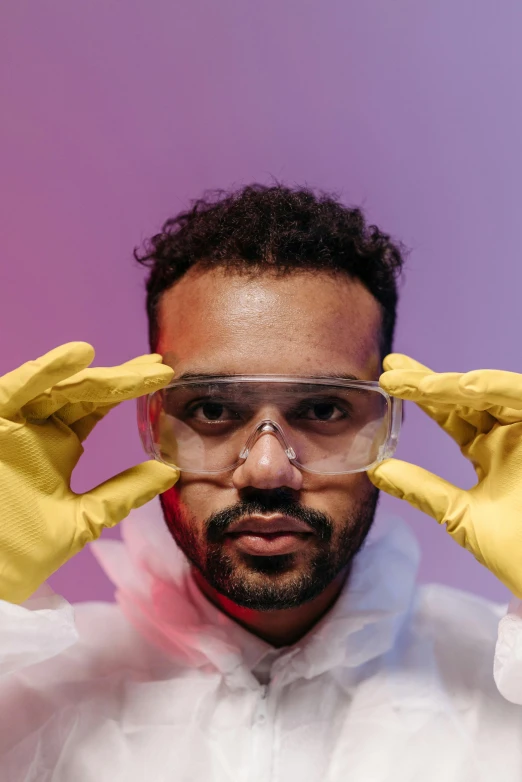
[1,1,521,604]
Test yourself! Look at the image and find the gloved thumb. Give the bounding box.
[368,458,463,526]
[79,461,180,536]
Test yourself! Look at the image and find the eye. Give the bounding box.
[312,403,341,421]
[189,401,241,423]
[293,399,351,422]
[310,403,346,421]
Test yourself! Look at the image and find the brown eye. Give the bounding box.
[199,402,225,421]
[312,403,338,421]
[292,399,349,422]
[189,401,242,423]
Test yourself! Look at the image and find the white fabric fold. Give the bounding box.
[0,587,77,677]
[494,596,522,704]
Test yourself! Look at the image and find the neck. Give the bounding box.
[192,567,351,648]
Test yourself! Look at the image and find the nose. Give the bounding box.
[232,426,303,491]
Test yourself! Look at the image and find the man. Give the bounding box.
[1,184,522,780]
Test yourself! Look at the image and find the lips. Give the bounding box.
[226,514,313,536]
[225,514,314,556]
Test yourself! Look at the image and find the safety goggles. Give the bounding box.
[137,375,401,476]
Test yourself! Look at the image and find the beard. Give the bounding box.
[160,486,379,611]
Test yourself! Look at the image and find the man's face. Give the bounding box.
[157,268,383,610]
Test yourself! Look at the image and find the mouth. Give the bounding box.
[224,515,314,556]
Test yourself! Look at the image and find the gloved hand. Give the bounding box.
[368,354,522,598]
[0,342,179,604]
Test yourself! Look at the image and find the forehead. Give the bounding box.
[157,268,383,379]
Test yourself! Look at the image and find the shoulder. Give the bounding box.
[53,600,174,683]
[413,583,506,645]
[406,583,508,696]
[5,600,173,697]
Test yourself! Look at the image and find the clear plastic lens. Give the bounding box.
[142,377,398,475]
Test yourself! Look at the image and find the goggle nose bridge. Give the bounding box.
[238,419,297,462]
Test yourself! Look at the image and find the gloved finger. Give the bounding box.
[378,369,462,403]
[382,369,510,413]
[380,367,480,444]
[38,355,173,434]
[367,458,466,526]
[459,369,522,412]
[39,355,172,431]
[78,461,180,536]
[21,362,174,421]
[381,358,451,420]
[0,342,95,419]
[382,370,516,440]
[382,353,432,373]
[52,361,174,403]
[381,358,452,425]
[120,353,167,367]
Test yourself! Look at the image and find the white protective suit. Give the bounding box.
[2,499,522,782]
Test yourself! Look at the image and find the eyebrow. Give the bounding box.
[175,371,361,382]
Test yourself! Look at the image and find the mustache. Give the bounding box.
[206,489,333,543]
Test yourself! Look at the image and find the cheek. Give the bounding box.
[301,473,376,520]
[168,478,226,526]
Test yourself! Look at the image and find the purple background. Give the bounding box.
[1,2,521,604]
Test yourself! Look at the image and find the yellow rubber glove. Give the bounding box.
[368,354,522,598]
[0,342,180,604]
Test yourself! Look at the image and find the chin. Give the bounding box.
[205,551,343,611]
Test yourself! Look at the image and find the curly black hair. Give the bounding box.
[135,184,405,358]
